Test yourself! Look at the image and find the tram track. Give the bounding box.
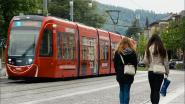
[1,73,147,100]
[1,71,184,104]
[1,78,116,99]
[0,75,114,87]
[0,73,147,87]
[0,73,147,92]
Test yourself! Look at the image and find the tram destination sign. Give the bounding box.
[13,21,41,28]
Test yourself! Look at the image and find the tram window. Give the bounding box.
[82,37,88,60]
[100,40,109,60]
[39,29,53,57]
[68,34,75,60]
[63,34,68,59]
[62,33,75,60]
[57,32,62,60]
[111,42,117,60]
[88,38,95,60]
[81,37,95,61]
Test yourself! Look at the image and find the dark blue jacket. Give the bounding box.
[113,48,138,84]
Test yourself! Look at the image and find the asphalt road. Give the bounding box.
[0,70,184,104]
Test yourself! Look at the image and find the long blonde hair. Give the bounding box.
[116,37,134,53]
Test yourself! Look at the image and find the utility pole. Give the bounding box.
[184,0,185,11]
[43,0,48,16]
[70,0,74,21]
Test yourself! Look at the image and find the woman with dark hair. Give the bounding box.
[143,34,169,104]
[113,37,137,104]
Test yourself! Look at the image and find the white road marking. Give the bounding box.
[160,86,184,104]
[20,79,148,104]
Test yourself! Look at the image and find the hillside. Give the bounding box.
[96,2,168,34]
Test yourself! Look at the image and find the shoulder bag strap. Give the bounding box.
[120,54,125,64]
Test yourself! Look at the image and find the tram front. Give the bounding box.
[6,15,43,79]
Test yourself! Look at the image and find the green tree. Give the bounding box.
[137,34,147,61]
[126,17,143,40]
[161,17,185,61]
[48,0,106,28]
[0,0,42,38]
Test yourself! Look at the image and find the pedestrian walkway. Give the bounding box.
[144,88,184,104]
[168,93,185,104]
[160,83,184,104]
[0,66,6,77]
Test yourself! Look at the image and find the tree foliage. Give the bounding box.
[0,0,42,38]
[137,34,147,61]
[98,3,167,34]
[161,17,185,60]
[0,0,106,38]
[48,0,106,28]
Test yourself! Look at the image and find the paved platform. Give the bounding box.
[0,67,6,77]
[160,85,185,104]
[168,93,185,104]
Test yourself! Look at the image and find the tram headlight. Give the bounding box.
[8,59,12,62]
[28,58,33,64]
[8,59,12,64]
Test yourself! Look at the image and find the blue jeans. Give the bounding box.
[119,83,132,104]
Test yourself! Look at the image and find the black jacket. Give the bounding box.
[113,48,138,84]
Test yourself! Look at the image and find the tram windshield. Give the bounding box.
[7,20,42,66]
[8,29,40,56]
[8,21,41,57]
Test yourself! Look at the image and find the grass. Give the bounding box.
[175,64,184,70]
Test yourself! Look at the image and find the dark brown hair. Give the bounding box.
[146,34,166,63]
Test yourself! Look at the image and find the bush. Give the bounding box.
[137,67,147,71]
[176,64,184,70]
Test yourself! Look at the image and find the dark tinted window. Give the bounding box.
[39,29,53,56]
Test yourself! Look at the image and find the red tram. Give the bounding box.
[5,15,136,79]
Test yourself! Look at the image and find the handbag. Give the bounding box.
[160,77,171,96]
[120,55,135,75]
[153,64,166,74]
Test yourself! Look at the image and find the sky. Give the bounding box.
[95,0,184,13]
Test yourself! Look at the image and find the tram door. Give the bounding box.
[38,24,55,77]
[80,37,98,76]
[87,38,97,75]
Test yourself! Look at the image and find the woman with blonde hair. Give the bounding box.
[113,37,138,104]
[143,34,169,104]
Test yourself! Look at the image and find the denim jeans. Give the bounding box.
[119,83,132,104]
